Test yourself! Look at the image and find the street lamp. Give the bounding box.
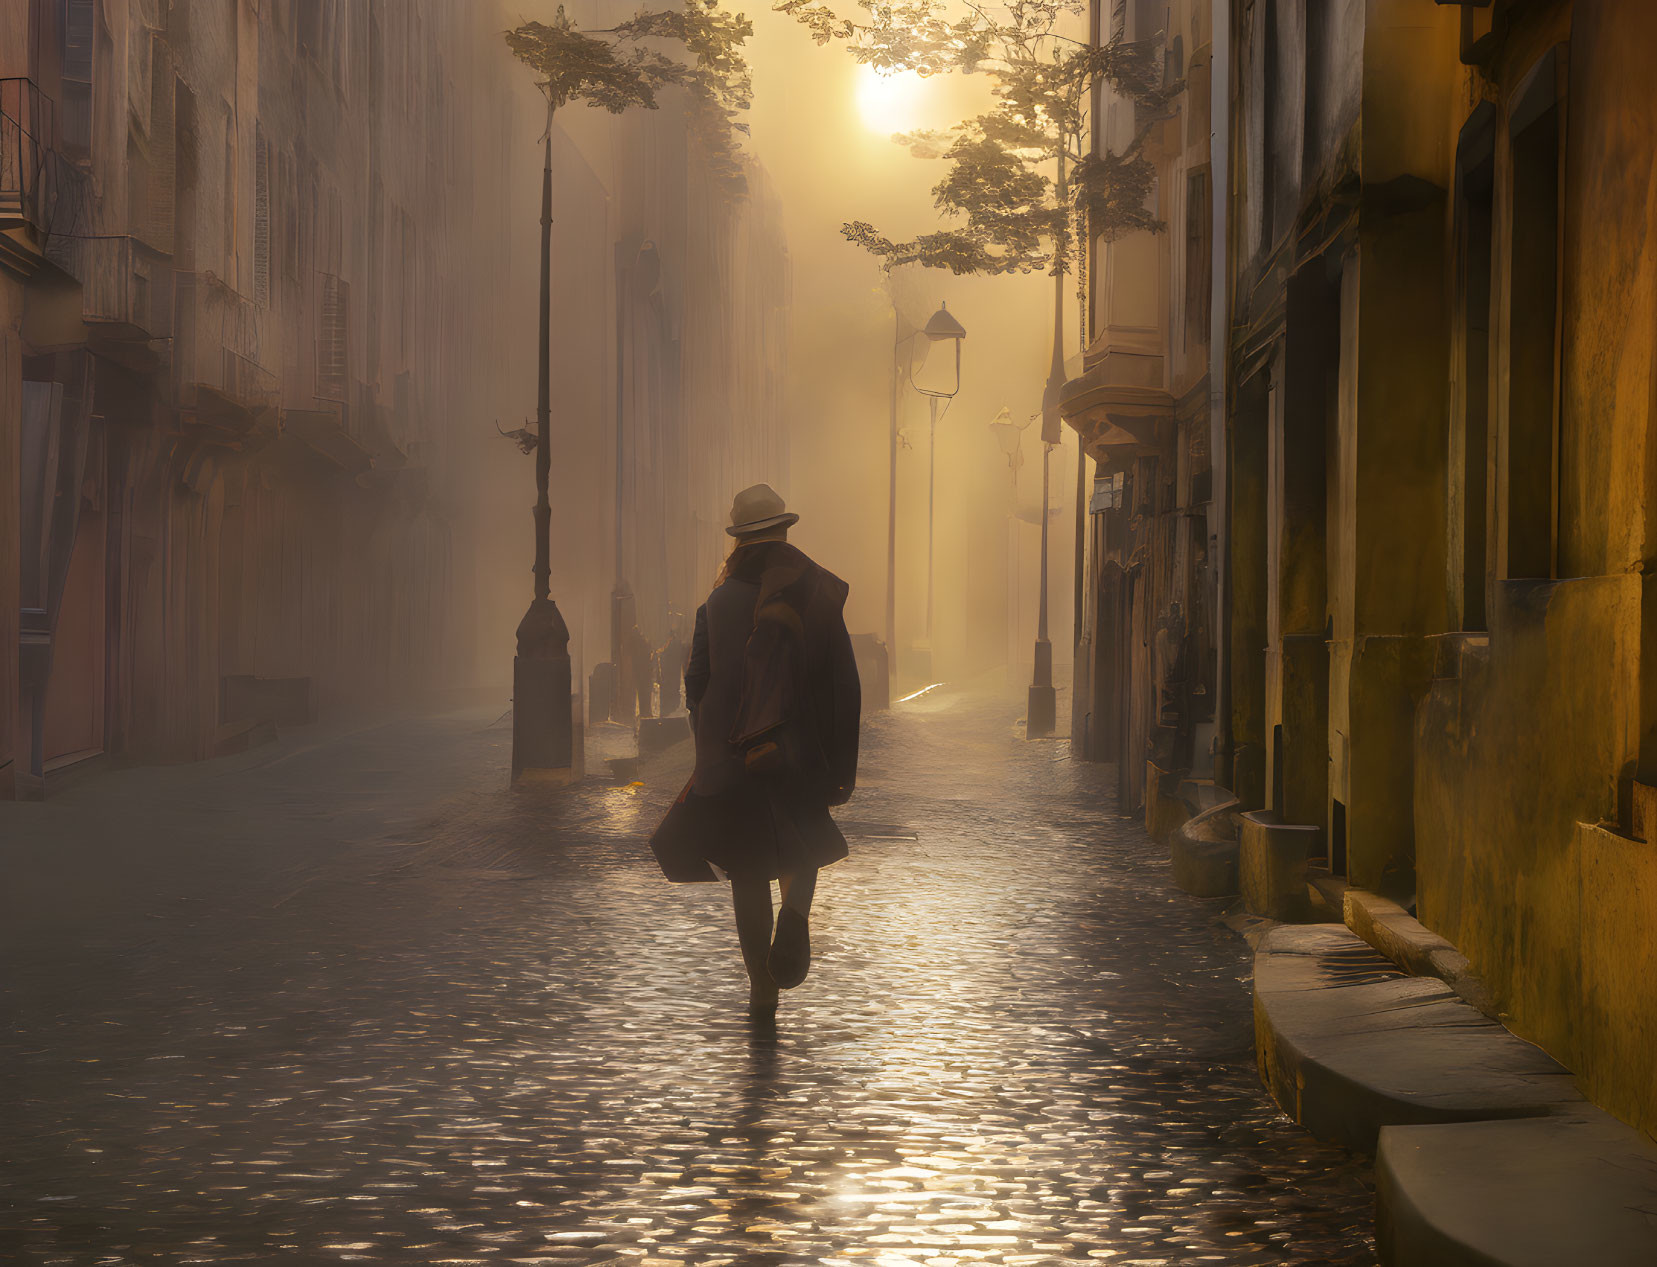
[1027,290,1068,738]
[909,302,966,679]
[512,115,573,784]
[990,405,1032,693]
[988,405,1029,475]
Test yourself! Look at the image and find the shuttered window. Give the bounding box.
[61,0,94,155]
[254,127,270,306]
[1184,166,1211,353]
[316,273,348,400]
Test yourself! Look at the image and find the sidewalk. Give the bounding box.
[1159,792,1657,1265]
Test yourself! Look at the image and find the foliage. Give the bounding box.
[504,2,756,194]
[775,0,1175,275]
[1071,147,1161,242]
[775,0,977,74]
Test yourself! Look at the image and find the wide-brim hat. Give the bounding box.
[726,482,799,537]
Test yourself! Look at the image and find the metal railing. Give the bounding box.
[1,78,93,264]
[175,270,277,408]
[0,78,53,230]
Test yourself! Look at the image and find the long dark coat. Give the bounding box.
[649,540,860,883]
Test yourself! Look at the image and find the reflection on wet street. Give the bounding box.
[1,690,1374,1264]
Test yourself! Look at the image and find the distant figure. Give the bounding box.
[658,620,688,716]
[649,484,861,1016]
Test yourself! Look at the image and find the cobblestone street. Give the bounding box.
[1,689,1375,1265]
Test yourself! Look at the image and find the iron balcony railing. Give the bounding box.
[1,78,93,265]
[0,77,53,230]
[174,270,278,409]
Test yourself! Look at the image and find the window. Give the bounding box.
[1185,166,1211,353]
[1503,47,1565,579]
[1090,470,1126,514]
[316,274,348,401]
[280,150,298,282]
[223,114,237,276]
[253,126,270,306]
[145,38,175,253]
[59,0,94,156]
[1453,105,1495,628]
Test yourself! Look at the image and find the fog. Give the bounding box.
[465,0,1084,702]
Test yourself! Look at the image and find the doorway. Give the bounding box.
[42,447,108,767]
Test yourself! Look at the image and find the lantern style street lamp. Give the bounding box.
[990,404,1033,694]
[513,116,573,783]
[909,302,966,675]
[988,404,1029,475]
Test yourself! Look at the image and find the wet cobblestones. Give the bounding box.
[1,691,1375,1264]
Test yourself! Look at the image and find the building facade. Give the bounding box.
[1063,0,1223,815]
[590,95,791,720]
[1224,0,1657,1138]
[1,0,524,793]
[452,0,791,727]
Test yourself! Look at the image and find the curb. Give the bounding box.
[1170,798,1241,897]
[1342,887,1500,1018]
[1252,924,1582,1153]
[1376,1113,1657,1266]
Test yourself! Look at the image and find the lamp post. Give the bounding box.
[909,302,966,681]
[884,300,967,685]
[1027,264,1066,738]
[988,405,1029,477]
[885,305,905,678]
[512,118,573,782]
[989,405,1032,687]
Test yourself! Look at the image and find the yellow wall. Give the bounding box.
[1411,0,1657,1140]
[1415,577,1642,1111]
[1554,3,1657,583]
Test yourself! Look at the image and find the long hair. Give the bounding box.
[715,528,788,587]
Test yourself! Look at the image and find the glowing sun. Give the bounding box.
[855,64,932,134]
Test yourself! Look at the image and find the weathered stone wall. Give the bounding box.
[1227,0,1657,1135]
[1412,0,1657,1138]
[1064,0,1219,807]
[1415,577,1641,1097]
[1,1,531,767]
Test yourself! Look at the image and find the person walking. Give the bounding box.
[650,484,861,1017]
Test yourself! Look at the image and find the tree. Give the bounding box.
[505,2,756,194]
[776,0,1173,735]
[499,2,755,777]
[777,0,1172,280]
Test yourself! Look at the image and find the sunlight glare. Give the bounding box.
[855,64,931,134]
[896,682,946,703]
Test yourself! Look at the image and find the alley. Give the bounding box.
[0,693,1374,1266]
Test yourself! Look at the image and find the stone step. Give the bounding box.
[1175,775,1230,816]
[1171,800,1241,897]
[637,713,691,756]
[1253,924,1583,1153]
[1303,864,1348,922]
[1304,864,1349,913]
[1342,887,1499,1018]
[1376,1112,1657,1266]
[1239,811,1321,921]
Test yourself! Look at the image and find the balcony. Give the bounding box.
[0,79,90,276]
[74,235,173,342]
[1,79,53,233]
[174,271,279,440]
